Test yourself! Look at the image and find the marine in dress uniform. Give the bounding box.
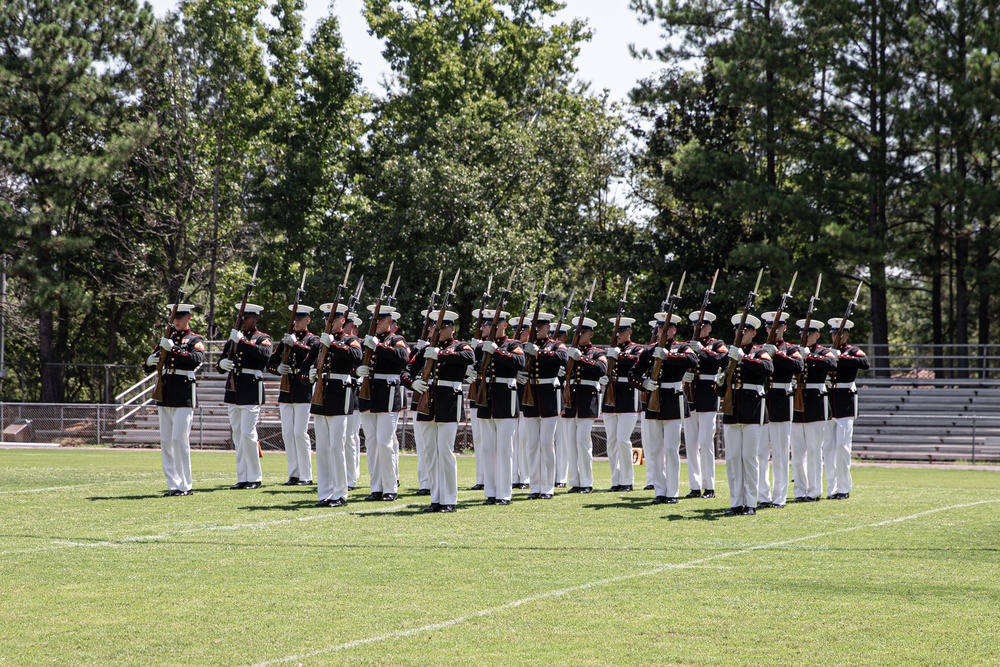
[309,304,363,507]
[603,317,644,492]
[717,315,774,516]
[822,318,869,499]
[682,311,729,499]
[343,313,364,490]
[790,318,838,501]
[402,310,475,512]
[474,310,526,504]
[268,304,320,486]
[217,304,272,489]
[511,317,533,490]
[357,306,410,501]
[628,314,698,504]
[468,311,487,491]
[757,311,803,508]
[518,313,567,499]
[641,319,659,491]
[143,304,205,496]
[407,310,434,496]
[563,316,609,494]
[553,322,572,488]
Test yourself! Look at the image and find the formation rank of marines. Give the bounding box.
[146,262,868,515]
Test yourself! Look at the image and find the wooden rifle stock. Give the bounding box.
[722,270,763,416]
[473,287,513,408]
[562,278,597,407]
[793,281,821,412]
[310,269,353,407]
[683,270,718,404]
[521,281,550,408]
[279,270,308,394]
[415,270,457,415]
[225,268,258,393]
[603,278,631,408]
[358,263,394,401]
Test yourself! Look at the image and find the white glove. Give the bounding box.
[567,347,581,361]
[229,328,243,344]
[219,358,235,372]
[482,340,498,355]
[146,353,160,367]
[607,347,620,359]
[688,340,704,353]
[308,367,318,383]
[464,366,478,382]
[363,335,378,350]
[763,344,777,357]
[652,346,667,360]
[159,337,174,352]
[471,338,482,347]
[642,378,657,392]
[415,339,429,350]
[830,348,842,358]
[728,346,744,361]
[277,363,293,375]
[523,342,538,356]
[598,375,609,387]
[320,332,333,347]
[356,365,371,378]
[411,379,429,394]
[282,333,296,347]
[682,371,695,383]
[557,366,567,378]
[516,371,528,385]
[790,377,798,391]
[715,371,726,386]
[424,346,439,360]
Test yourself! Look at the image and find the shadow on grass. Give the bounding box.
[663,508,726,522]
[86,484,245,501]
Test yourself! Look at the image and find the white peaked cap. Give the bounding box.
[732,314,762,329]
[572,316,597,329]
[237,303,263,315]
[167,303,196,315]
[430,309,459,323]
[828,317,854,331]
[688,310,716,323]
[761,311,789,324]
[610,316,636,328]
[288,304,315,316]
[653,312,682,325]
[796,318,824,331]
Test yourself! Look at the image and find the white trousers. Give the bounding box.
[644,418,683,498]
[823,417,855,496]
[314,414,348,502]
[479,418,517,501]
[555,418,571,484]
[471,412,484,485]
[418,421,459,505]
[227,404,262,483]
[414,413,431,491]
[566,418,596,488]
[683,411,718,491]
[604,412,638,487]
[159,407,193,492]
[791,421,826,499]
[641,414,653,486]
[346,410,361,487]
[513,417,530,484]
[724,423,763,509]
[522,416,558,495]
[279,403,312,481]
[761,420,791,505]
[361,411,400,493]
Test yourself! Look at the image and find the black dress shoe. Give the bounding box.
[496,499,511,505]
[580,487,593,494]
[651,496,667,505]
[841,492,850,499]
[245,482,261,489]
[177,490,193,496]
[665,497,678,504]
[609,485,621,492]
[724,506,743,516]
[621,485,633,492]
[527,493,541,500]
[440,504,456,513]
[742,506,756,515]
[554,482,566,488]
[315,498,333,507]
[702,489,715,498]
[567,486,581,493]
[807,496,820,502]
[381,493,397,501]
[296,479,312,486]
[283,477,299,486]
[471,484,485,491]
[758,501,772,509]
[643,484,654,490]
[793,496,808,502]
[422,503,442,513]
[416,489,431,496]
[539,493,553,499]
[230,482,247,489]
[771,503,785,509]
[164,489,178,497]
[684,489,702,498]
[364,492,383,501]
[483,497,496,505]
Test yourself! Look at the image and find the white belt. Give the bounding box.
[163,369,195,380]
[433,380,463,390]
[240,369,263,379]
[323,373,353,383]
[770,382,792,391]
[373,373,399,382]
[805,383,827,392]
[659,381,683,392]
[736,384,765,394]
[830,382,857,391]
[615,378,632,384]
[535,377,561,386]
[576,379,602,389]
[491,376,517,384]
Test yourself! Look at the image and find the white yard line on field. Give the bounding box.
[249,499,1000,667]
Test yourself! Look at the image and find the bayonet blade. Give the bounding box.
[665,281,674,302]
[815,273,823,298]
[180,268,192,294]
[486,273,493,296]
[564,288,576,311]
[622,276,631,302]
[787,270,798,297]
[384,261,395,287]
[435,270,444,294]
[342,261,353,288]
[541,274,549,296]
[299,268,308,293]
[505,267,516,293]
[250,261,259,283]
[391,275,401,298]
[587,277,598,302]
[852,279,864,303]
[753,267,763,294]
[675,271,686,298]
[709,268,719,292]
[449,269,460,294]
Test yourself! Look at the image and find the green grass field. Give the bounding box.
[1,448,998,666]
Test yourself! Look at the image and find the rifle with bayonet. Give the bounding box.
[152,269,191,403]
[419,271,445,344]
[603,277,631,408]
[279,269,309,394]
[512,281,536,341]
[793,274,822,412]
[415,270,461,415]
[562,277,598,407]
[311,263,354,406]
[473,268,516,407]
[765,272,798,347]
[225,262,259,393]
[832,280,864,351]
[520,276,551,408]
[684,269,719,404]
[646,272,685,413]
[722,269,764,416]
[358,262,395,401]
